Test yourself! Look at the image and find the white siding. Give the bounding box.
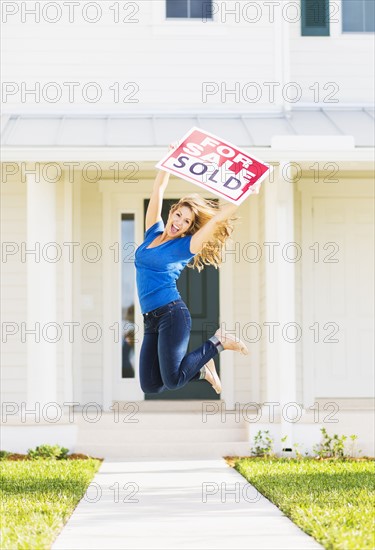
[2,1,373,112]
[290,1,374,104]
[1,1,277,112]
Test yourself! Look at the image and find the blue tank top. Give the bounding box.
[134,220,195,314]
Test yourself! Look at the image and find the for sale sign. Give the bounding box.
[155,127,272,205]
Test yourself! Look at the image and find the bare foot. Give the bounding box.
[214,330,249,355]
[203,359,222,394]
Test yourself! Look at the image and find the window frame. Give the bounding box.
[341,0,375,34]
[165,0,213,21]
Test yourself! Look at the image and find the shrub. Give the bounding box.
[27,444,69,460]
[250,430,274,457]
[0,450,11,461]
[313,427,361,459]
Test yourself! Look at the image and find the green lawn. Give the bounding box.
[0,458,102,549]
[2,455,374,550]
[233,457,375,550]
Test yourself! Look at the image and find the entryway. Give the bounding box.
[143,199,220,400]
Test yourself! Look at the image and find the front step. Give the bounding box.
[78,428,247,444]
[77,442,251,460]
[74,411,245,429]
[75,411,250,459]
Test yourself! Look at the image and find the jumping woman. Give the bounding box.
[134,144,249,395]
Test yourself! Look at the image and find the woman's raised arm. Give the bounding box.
[190,201,239,255]
[145,169,170,231]
[145,143,180,231]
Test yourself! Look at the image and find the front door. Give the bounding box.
[144,199,220,399]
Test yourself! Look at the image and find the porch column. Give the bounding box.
[262,166,297,446]
[276,165,297,446]
[63,171,74,403]
[262,172,280,404]
[26,167,58,408]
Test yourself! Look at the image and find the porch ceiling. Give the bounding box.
[1,108,374,149]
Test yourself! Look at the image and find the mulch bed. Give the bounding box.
[224,455,374,467]
[2,453,103,461]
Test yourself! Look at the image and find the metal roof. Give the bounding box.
[1,108,374,148]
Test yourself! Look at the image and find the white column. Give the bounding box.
[262,173,280,404]
[262,166,297,447]
[248,189,261,401]
[63,172,74,403]
[276,166,297,447]
[26,168,58,408]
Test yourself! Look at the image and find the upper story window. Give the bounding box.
[301,0,330,36]
[342,0,375,32]
[166,0,213,19]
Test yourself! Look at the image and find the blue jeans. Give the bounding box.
[139,299,219,394]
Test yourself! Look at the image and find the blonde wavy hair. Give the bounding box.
[169,194,238,272]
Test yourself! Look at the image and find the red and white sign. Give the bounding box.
[155,127,272,205]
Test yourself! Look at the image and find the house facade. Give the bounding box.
[1,0,374,456]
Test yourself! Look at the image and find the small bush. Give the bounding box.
[250,430,274,457]
[313,427,361,459]
[0,450,11,461]
[27,444,69,460]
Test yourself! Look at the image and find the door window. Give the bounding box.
[121,214,136,379]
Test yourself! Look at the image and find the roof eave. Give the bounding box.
[1,146,374,163]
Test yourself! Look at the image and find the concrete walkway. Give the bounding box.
[52,458,324,550]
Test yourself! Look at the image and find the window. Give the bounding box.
[166,0,212,19]
[121,214,135,379]
[301,0,330,36]
[342,0,375,32]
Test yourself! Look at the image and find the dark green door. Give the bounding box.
[144,199,220,400]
